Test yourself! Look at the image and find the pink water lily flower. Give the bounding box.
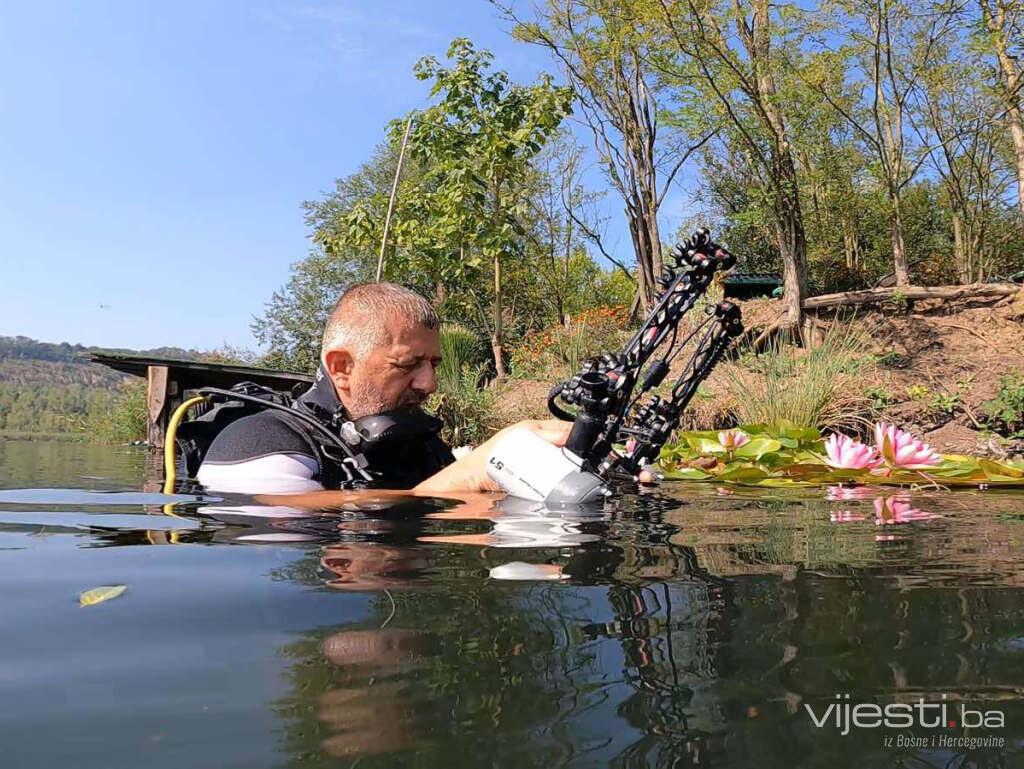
[826,485,877,501]
[718,429,750,452]
[824,433,882,470]
[873,495,937,525]
[830,510,866,523]
[873,422,942,468]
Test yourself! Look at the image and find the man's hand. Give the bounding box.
[413,419,572,494]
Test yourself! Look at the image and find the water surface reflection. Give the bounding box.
[2,441,1024,768]
[257,487,1024,768]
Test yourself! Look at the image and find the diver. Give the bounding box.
[194,282,571,500]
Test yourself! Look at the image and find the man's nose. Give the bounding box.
[412,361,437,395]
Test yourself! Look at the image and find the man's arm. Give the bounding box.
[197,412,325,494]
[251,419,573,509]
[412,419,571,494]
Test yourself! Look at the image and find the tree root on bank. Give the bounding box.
[909,314,990,343]
[738,313,789,352]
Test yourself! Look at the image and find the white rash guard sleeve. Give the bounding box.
[197,453,324,494]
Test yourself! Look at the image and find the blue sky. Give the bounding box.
[0,1,685,351]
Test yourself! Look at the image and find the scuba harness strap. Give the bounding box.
[166,379,450,492]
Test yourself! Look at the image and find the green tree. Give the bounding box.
[802,0,955,287]
[344,39,572,376]
[251,247,372,373]
[507,0,718,314]
[521,131,630,324]
[978,0,1024,224]
[84,379,147,444]
[652,0,810,330]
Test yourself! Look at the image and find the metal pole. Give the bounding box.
[376,116,414,282]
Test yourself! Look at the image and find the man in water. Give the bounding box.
[197,282,569,498]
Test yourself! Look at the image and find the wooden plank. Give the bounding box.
[147,366,169,422]
[146,365,169,448]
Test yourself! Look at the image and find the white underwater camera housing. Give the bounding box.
[485,427,609,507]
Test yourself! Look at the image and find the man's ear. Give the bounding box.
[323,348,355,398]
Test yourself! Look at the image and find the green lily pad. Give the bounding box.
[717,464,772,483]
[661,466,712,481]
[733,438,782,459]
[686,436,726,455]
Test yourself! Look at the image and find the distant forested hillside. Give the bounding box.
[0,336,202,437]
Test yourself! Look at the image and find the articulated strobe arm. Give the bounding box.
[609,301,743,476]
[486,229,744,507]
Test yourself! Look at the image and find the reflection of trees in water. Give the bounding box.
[274,572,607,765]
[269,496,1024,768]
[597,580,730,768]
[270,527,733,768]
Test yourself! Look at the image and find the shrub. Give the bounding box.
[721,325,872,433]
[981,373,1024,438]
[437,323,485,392]
[511,305,632,379]
[906,384,930,401]
[85,378,147,444]
[929,391,961,417]
[864,386,896,411]
[430,384,498,448]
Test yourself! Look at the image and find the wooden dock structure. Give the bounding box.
[87,352,312,448]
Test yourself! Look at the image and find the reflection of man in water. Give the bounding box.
[317,628,433,759]
[196,282,570,499]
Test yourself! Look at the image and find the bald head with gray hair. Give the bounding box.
[321,282,439,362]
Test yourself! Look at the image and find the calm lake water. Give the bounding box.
[2,438,1024,768]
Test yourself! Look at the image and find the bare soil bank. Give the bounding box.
[496,290,1024,457]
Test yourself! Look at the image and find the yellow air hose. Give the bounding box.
[162,395,210,495]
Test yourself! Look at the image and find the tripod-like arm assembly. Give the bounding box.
[487,229,744,506]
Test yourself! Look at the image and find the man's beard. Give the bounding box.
[346,383,425,419]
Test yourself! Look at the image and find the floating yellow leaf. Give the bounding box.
[79,585,127,607]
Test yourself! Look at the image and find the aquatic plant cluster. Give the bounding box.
[658,421,1024,488]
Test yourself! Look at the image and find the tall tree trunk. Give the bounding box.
[490,184,506,378]
[983,0,1024,223]
[777,213,807,329]
[891,193,910,286]
[646,206,664,294]
[843,219,860,271]
[491,250,506,378]
[750,0,807,328]
[628,206,659,315]
[951,211,970,284]
[1008,102,1024,222]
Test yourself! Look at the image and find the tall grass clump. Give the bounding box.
[431,323,499,447]
[85,378,148,444]
[722,324,872,434]
[436,323,483,392]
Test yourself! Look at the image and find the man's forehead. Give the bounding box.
[382,317,439,350]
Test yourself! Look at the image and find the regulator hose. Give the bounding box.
[162,395,210,494]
